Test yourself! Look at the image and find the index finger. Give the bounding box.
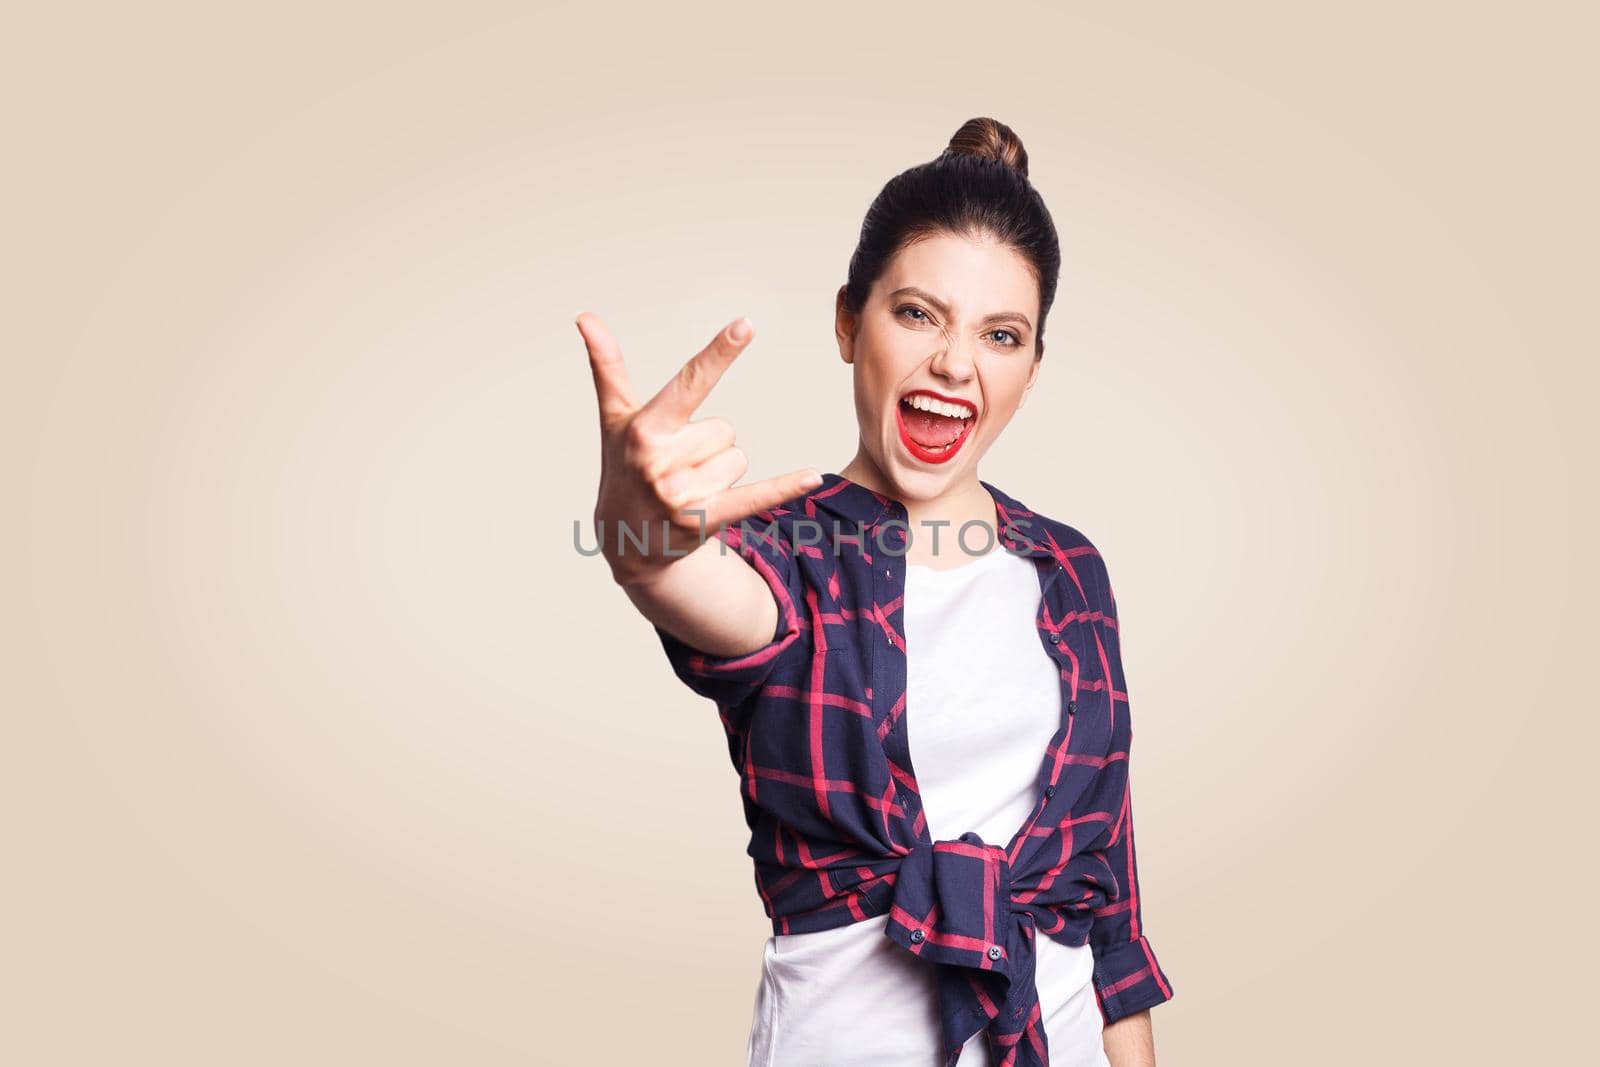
[638,317,754,429]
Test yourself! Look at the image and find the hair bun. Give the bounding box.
[944,117,1029,178]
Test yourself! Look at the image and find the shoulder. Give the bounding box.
[1051,517,1118,612]
[991,482,1118,610]
[988,479,1099,555]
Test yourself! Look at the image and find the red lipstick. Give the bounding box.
[895,388,978,465]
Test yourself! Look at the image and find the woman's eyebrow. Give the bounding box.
[889,286,1033,330]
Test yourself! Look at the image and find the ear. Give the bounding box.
[834,286,856,365]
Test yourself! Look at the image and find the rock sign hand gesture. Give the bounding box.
[579,312,822,589]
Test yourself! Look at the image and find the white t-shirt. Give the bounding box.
[746,546,1111,1066]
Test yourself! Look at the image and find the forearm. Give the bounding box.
[1103,1008,1155,1067]
[622,534,778,658]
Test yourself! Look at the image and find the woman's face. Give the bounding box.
[835,230,1043,500]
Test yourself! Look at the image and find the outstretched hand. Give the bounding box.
[578,312,821,586]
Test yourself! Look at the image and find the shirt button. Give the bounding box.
[1066,700,1076,715]
[910,929,925,943]
[987,944,1002,960]
[1044,785,1056,798]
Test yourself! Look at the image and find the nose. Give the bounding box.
[928,336,976,386]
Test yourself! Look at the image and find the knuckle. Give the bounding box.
[625,431,663,477]
[622,418,651,451]
[652,474,682,509]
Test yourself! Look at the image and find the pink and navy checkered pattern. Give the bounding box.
[654,472,1173,1065]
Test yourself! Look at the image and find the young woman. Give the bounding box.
[580,117,1174,1067]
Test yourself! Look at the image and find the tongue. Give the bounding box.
[903,405,966,447]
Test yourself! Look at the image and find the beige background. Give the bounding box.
[6,1,1595,1063]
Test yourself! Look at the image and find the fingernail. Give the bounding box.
[729,317,752,342]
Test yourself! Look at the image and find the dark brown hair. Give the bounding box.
[840,117,1061,355]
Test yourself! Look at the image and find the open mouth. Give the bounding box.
[895,389,977,465]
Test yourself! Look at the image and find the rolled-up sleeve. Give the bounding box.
[1083,553,1175,1026]
[652,512,807,710]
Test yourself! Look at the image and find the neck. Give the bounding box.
[837,446,998,566]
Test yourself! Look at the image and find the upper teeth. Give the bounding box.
[905,394,975,419]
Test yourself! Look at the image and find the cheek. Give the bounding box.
[856,343,908,410]
[978,371,1029,418]
[863,321,921,371]
[852,363,888,428]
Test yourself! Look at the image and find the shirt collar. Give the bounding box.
[808,471,895,527]
[810,472,1064,561]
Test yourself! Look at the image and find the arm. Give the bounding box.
[623,518,782,660]
[640,512,810,709]
[1084,552,1175,1034]
[1089,769,1173,1026]
[1102,1009,1156,1067]
[576,310,819,701]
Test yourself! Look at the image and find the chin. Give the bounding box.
[884,445,970,496]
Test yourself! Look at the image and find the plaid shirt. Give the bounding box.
[653,472,1173,1065]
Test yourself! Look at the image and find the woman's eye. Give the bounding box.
[897,306,1019,347]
